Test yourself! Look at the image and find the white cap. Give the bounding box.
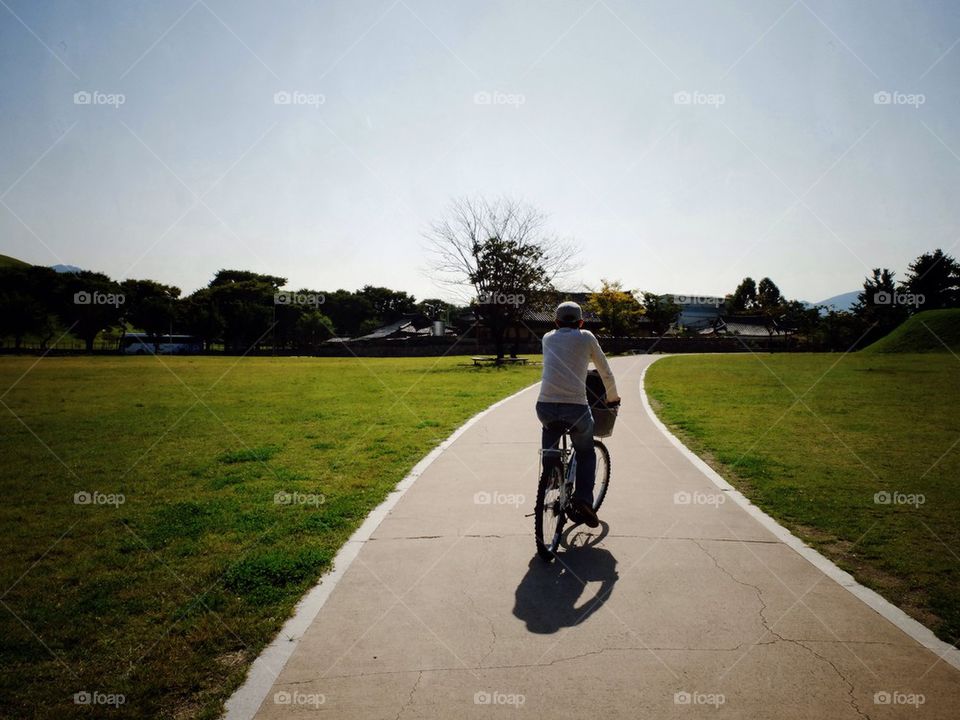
[555,301,582,322]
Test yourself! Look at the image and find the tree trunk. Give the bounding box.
[493,325,506,361]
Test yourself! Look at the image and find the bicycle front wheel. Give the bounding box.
[592,440,611,512]
[535,463,566,561]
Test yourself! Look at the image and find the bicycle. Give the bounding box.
[534,418,613,562]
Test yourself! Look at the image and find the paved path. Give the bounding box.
[245,356,960,719]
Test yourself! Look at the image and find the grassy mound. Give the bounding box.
[0,253,29,268]
[863,308,960,353]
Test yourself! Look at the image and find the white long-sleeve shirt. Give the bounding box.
[537,328,620,405]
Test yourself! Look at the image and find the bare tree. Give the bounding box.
[426,197,579,360]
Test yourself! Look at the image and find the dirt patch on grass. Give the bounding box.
[792,523,943,633]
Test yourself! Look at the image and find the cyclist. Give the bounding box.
[536,301,620,528]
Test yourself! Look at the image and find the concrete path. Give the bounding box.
[244,356,960,719]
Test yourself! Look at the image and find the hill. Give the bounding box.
[801,291,858,314]
[0,253,29,269]
[863,308,960,353]
[815,290,859,312]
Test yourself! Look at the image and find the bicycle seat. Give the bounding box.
[544,420,573,433]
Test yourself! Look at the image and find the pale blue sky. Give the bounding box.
[1,0,958,303]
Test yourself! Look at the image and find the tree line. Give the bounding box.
[4,189,957,355]
[585,248,960,350]
[0,265,460,352]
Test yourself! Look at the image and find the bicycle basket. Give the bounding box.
[592,404,618,438]
[586,369,618,438]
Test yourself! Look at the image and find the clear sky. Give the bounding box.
[1,0,958,303]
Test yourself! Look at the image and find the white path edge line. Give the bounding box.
[222,382,540,719]
[639,357,960,672]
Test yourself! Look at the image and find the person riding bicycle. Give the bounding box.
[536,301,620,528]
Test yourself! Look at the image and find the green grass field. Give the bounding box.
[646,352,960,647]
[0,356,540,719]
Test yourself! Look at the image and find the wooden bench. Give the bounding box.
[471,356,529,366]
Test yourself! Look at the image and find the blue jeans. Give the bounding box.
[536,402,596,504]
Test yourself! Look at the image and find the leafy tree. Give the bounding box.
[322,290,374,337]
[179,288,223,351]
[901,248,960,310]
[757,277,783,313]
[776,299,824,348]
[56,271,125,351]
[416,298,461,322]
[359,286,416,324]
[207,269,285,352]
[427,197,577,360]
[120,279,181,353]
[640,292,681,336]
[727,277,758,314]
[816,310,871,352]
[0,266,60,349]
[295,310,334,350]
[853,268,907,345]
[587,279,642,337]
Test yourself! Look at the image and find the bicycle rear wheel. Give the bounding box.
[535,463,566,561]
[592,440,611,512]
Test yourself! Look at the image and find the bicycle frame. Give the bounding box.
[535,423,611,560]
[540,432,577,511]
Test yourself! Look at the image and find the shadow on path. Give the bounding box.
[513,523,619,634]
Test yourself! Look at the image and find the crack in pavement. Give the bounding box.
[693,539,872,719]
[798,641,872,720]
[394,670,423,720]
[460,587,498,667]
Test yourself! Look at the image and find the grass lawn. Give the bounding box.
[646,352,960,647]
[0,355,540,719]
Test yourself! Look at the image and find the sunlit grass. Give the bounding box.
[0,355,540,719]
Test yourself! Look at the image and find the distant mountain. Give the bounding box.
[50,264,83,274]
[814,291,859,312]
